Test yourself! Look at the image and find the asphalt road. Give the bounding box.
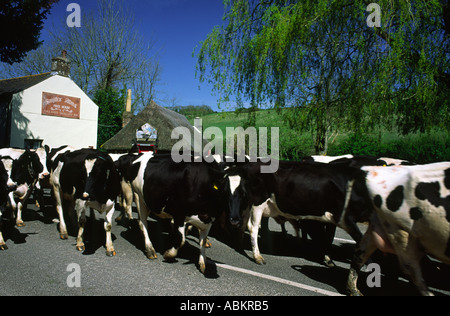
[1,195,449,298]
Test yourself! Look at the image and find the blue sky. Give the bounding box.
[42,0,227,111]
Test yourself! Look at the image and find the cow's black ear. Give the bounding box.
[44,145,50,154]
[214,174,229,191]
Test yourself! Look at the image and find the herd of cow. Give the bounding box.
[0,145,449,296]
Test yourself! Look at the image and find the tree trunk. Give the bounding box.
[314,121,328,155]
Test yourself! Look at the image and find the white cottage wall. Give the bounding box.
[9,75,98,149]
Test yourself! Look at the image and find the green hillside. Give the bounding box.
[188,109,449,163]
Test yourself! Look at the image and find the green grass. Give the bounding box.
[188,109,449,163]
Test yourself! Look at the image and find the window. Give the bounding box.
[24,139,43,150]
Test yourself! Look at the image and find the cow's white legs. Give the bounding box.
[7,192,17,223]
[51,163,70,239]
[56,204,68,239]
[16,201,25,227]
[75,200,87,252]
[104,203,116,257]
[169,216,212,275]
[52,186,69,239]
[137,199,157,259]
[347,220,434,296]
[392,231,432,296]
[248,204,265,265]
[138,218,157,259]
[0,232,6,250]
[120,181,134,220]
[0,208,7,250]
[164,223,185,261]
[197,223,212,274]
[133,192,140,215]
[75,199,117,257]
[372,212,433,296]
[347,224,378,296]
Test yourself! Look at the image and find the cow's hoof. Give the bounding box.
[146,250,158,260]
[347,289,363,296]
[106,250,116,257]
[255,256,266,265]
[163,248,178,261]
[16,222,25,227]
[199,263,206,274]
[323,255,336,268]
[0,244,8,251]
[60,233,69,240]
[76,245,85,252]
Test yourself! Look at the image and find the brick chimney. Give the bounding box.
[51,50,71,77]
[122,89,134,127]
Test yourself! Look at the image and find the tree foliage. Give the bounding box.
[167,105,215,117]
[0,0,59,64]
[1,0,161,114]
[94,87,126,147]
[196,0,449,154]
[51,0,161,112]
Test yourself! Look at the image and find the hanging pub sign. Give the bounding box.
[136,123,157,141]
[42,92,81,119]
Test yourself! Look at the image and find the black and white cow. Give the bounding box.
[0,150,43,227]
[347,162,450,296]
[307,154,414,167]
[114,152,144,222]
[0,161,17,250]
[128,152,230,274]
[0,147,50,181]
[294,155,395,266]
[0,148,50,214]
[227,159,371,265]
[46,145,77,172]
[51,149,120,256]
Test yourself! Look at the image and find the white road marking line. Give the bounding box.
[334,237,356,244]
[216,263,344,297]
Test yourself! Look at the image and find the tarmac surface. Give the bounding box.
[1,192,449,297]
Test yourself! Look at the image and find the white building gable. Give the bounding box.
[9,74,98,149]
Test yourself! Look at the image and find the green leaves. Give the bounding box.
[0,0,59,64]
[94,87,126,147]
[196,0,449,154]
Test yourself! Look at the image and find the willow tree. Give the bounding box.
[196,0,449,154]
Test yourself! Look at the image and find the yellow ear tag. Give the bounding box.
[213,185,219,191]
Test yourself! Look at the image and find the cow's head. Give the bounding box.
[228,174,248,227]
[183,163,232,224]
[35,147,50,180]
[82,155,119,204]
[11,150,43,185]
[224,165,251,228]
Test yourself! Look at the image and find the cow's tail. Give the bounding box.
[343,179,355,212]
[336,178,355,233]
[339,167,374,243]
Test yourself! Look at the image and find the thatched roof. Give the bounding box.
[101,101,198,152]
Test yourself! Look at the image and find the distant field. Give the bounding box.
[188,109,449,163]
[188,109,298,156]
